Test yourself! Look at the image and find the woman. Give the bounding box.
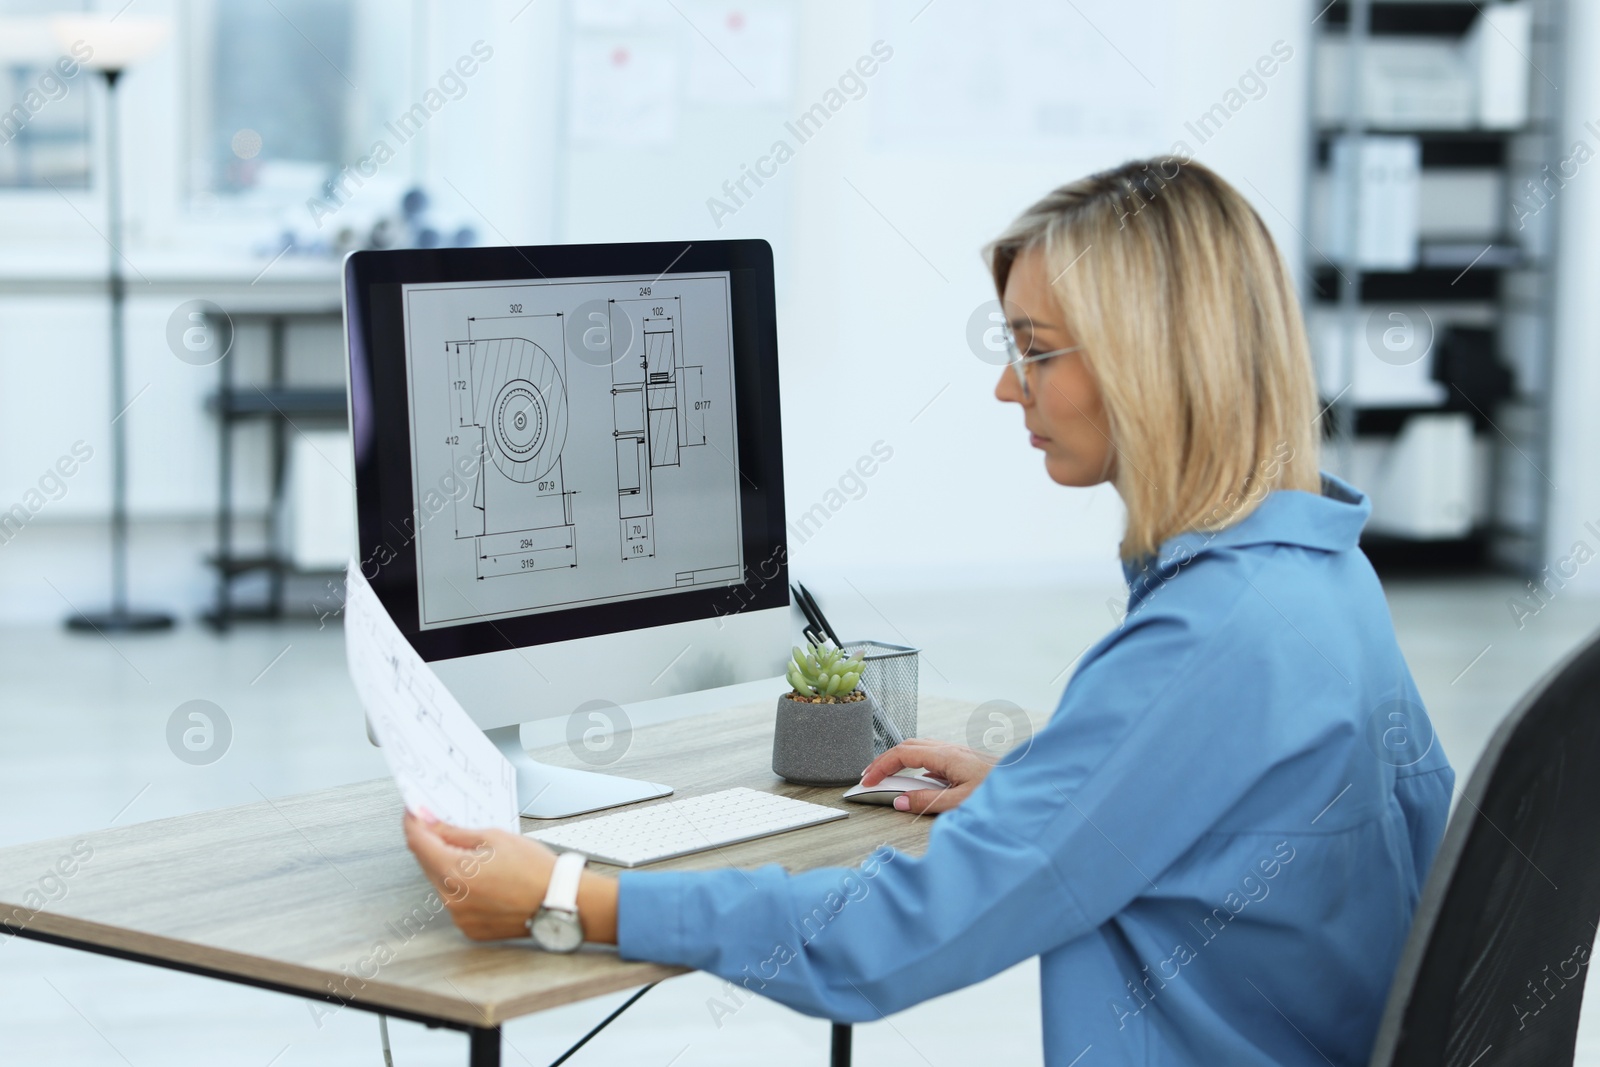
[406,158,1454,1066]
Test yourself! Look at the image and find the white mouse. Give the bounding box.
[842,772,949,806]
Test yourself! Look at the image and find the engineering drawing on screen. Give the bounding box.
[610,297,708,562]
[449,330,577,578]
[403,273,744,631]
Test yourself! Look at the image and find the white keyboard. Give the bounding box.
[525,787,848,867]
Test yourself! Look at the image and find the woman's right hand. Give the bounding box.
[860,739,997,814]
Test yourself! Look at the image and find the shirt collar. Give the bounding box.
[1121,473,1370,589]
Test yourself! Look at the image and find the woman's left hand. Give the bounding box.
[403,810,556,940]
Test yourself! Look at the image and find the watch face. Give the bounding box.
[530,909,584,953]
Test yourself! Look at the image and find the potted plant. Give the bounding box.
[771,640,874,786]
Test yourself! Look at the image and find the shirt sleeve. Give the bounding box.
[617,819,1084,1021]
[616,573,1304,1021]
[1395,758,1455,884]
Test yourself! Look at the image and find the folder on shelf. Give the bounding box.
[1328,135,1422,271]
[1465,1,1533,130]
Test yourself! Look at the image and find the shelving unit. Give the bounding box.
[205,311,346,630]
[1306,0,1564,575]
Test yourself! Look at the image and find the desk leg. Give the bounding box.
[830,1022,852,1067]
[468,1025,501,1067]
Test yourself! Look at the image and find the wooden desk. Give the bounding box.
[0,695,995,1066]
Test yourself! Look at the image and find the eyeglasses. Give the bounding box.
[1002,324,1084,401]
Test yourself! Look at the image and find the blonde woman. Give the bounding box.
[407,158,1454,1066]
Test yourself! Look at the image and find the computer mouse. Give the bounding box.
[842,772,949,805]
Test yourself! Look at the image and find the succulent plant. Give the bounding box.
[786,640,866,701]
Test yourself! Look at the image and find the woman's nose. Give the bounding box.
[995,366,1025,405]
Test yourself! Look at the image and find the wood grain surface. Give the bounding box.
[0,694,1006,1026]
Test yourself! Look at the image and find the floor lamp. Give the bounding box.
[55,17,173,633]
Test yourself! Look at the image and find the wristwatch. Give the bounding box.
[527,851,587,953]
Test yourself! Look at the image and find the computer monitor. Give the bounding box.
[343,240,789,818]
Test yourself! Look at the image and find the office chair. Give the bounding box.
[1368,628,1600,1067]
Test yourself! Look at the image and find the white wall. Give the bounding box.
[554,0,1315,586]
[0,0,1314,618]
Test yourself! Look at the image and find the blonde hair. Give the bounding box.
[986,157,1322,561]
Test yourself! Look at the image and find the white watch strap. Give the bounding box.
[543,851,586,913]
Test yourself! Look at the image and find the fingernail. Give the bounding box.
[893,796,909,811]
[416,805,438,824]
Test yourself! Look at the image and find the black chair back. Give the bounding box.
[1370,630,1600,1066]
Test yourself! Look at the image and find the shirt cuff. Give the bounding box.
[615,869,694,964]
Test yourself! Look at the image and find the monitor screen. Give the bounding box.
[400,272,745,631]
[344,240,786,663]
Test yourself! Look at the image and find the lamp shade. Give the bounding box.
[51,15,170,72]
[0,17,63,63]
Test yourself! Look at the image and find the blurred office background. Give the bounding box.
[2,0,1599,1064]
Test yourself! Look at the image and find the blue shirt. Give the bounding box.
[617,475,1454,1066]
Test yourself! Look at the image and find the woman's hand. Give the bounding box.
[860,739,997,814]
[403,811,555,940]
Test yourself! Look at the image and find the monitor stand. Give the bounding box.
[486,725,672,820]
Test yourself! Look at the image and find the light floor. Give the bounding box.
[1,575,1596,1066]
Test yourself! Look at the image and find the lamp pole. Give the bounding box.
[66,66,173,633]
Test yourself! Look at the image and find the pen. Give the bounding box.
[796,582,845,647]
[792,583,903,748]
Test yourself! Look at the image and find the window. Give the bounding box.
[186,0,416,210]
[0,1,93,189]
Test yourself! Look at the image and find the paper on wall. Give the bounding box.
[683,3,795,105]
[869,0,1170,151]
[568,36,680,147]
[343,561,520,831]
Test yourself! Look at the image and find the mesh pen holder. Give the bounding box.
[843,640,920,756]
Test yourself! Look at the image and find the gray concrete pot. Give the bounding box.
[771,692,874,786]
